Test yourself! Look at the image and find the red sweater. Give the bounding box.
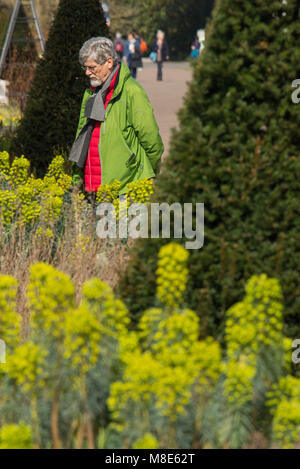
[84,68,119,192]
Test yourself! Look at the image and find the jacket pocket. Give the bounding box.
[126,152,138,168]
[122,136,139,168]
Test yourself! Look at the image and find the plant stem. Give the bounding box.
[51,388,61,449]
[31,394,40,449]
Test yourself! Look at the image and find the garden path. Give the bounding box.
[137,59,193,157]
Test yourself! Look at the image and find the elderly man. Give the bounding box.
[69,36,164,195]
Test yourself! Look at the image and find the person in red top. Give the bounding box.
[70,37,164,197]
[84,66,119,191]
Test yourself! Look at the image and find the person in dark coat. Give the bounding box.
[151,30,169,81]
[133,30,144,69]
[114,32,125,61]
[190,37,201,58]
[124,32,141,79]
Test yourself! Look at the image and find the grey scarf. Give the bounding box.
[69,64,119,168]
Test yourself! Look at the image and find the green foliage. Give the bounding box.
[0,152,72,237]
[0,274,20,358]
[133,433,159,449]
[202,274,290,448]
[0,105,22,127]
[0,150,129,328]
[0,109,21,154]
[0,242,300,448]
[267,376,300,449]
[108,242,222,448]
[109,249,300,449]
[156,242,189,307]
[0,422,33,449]
[96,178,154,221]
[0,262,127,448]
[109,0,214,60]
[11,0,109,175]
[118,0,300,341]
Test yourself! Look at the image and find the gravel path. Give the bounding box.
[136,59,193,157]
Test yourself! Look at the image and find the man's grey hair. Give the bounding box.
[157,30,165,39]
[79,37,119,66]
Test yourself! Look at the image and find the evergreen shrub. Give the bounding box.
[1,242,299,448]
[118,0,300,340]
[11,0,109,175]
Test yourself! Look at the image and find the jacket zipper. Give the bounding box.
[100,104,112,184]
[103,103,136,168]
[103,101,114,134]
[100,104,111,181]
[88,146,92,190]
[99,124,102,186]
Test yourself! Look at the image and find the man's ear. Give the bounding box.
[108,57,114,70]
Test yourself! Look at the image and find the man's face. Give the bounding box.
[84,57,114,87]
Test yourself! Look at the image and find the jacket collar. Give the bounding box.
[84,62,131,101]
[110,62,131,100]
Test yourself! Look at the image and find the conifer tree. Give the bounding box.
[0,3,12,50]
[11,0,109,175]
[1,3,38,109]
[119,0,300,340]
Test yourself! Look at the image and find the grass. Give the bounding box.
[0,179,132,336]
[0,103,22,127]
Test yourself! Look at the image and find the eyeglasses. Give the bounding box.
[81,65,98,72]
[81,59,110,72]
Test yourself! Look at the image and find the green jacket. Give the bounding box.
[74,63,164,194]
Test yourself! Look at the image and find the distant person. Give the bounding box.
[133,30,141,48]
[133,30,144,70]
[114,32,125,61]
[124,32,141,79]
[190,37,200,58]
[151,30,169,81]
[134,30,148,56]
